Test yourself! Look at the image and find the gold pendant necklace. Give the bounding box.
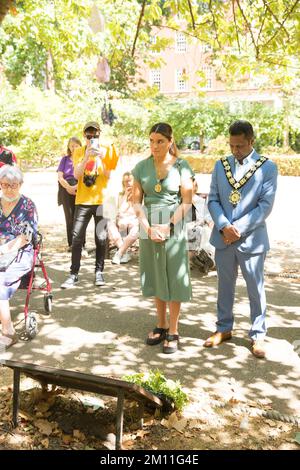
[229,189,241,205]
[154,183,162,193]
[154,159,164,193]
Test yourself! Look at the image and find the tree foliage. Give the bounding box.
[1,1,300,93]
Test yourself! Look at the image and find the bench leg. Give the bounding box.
[116,391,124,450]
[13,369,20,427]
[138,402,144,429]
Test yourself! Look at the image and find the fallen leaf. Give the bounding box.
[167,412,178,428]
[62,434,72,445]
[265,419,277,427]
[19,410,34,421]
[278,423,292,432]
[136,429,150,439]
[41,438,49,448]
[143,419,154,427]
[102,433,116,450]
[161,436,170,442]
[295,433,300,445]
[229,397,240,405]
[34,419,53,436]
[184,431,194,438]
[161,418,169,428]
[73,429,86,441]
[173,418,188,433]
[122,439,135,450]
[188,419,202,429]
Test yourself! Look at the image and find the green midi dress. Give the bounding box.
[132,156,194,302]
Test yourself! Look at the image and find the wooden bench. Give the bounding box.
[1,360,166,449]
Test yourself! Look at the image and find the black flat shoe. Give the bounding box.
[163,333,179,354]
[146,327,168,346]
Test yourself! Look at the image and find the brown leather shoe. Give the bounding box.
[203,331,232,348]
[251,340,266,359]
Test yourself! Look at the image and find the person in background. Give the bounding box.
[108,172,139,264]
[204,120,278,359]
[57,137,82,251]
[60,121,111,289]
[187,179,215,274]
[132,122,194,354]
[0,165,38,349]
[0,144,17,168]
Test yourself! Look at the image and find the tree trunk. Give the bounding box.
[0,0,12,25]
[199,133,205,153]
[45,50,55,91]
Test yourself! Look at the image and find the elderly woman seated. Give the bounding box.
[0,165,38,349]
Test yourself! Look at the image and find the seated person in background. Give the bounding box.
[187,179,215,274]
[0,165,38,349]
[108,172,139,264]
[0,144,17,167]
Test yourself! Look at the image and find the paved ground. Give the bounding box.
[1,165,300,417]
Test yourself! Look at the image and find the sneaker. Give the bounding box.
[61,274,78,289]
[111,251,121,265]
[95,271,105,286]
[120,252,131,264]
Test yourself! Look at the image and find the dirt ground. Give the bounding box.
[0,380,299,450]
[0,169,300,450]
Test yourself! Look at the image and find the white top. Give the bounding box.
[234,148,255,180]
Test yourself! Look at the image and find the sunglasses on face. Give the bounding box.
[85,133,100,140]
[1,182,19,189]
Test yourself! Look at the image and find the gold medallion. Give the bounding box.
[154,183,162,193]
[229,189,241,205]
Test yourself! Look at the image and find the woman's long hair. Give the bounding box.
[67,137,82,157]
[149,122,178,157]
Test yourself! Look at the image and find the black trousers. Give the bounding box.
[71,205,107,274]
[59,185,76,247]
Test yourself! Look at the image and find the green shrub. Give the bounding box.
[204,135,228,156]
[123,370,189,411]
[272,155,300,176]
[183,153,300,176]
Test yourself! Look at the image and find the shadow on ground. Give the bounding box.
[1,233,300,418]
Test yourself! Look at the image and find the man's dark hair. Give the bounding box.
[229,120,254,140]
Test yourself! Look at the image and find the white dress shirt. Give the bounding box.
[234,148,255,180]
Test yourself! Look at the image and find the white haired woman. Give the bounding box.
[0,165,38,348]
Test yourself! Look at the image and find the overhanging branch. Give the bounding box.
[131,0,147,57]
[187,0,196,30]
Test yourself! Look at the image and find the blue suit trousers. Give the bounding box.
[215,245,267,340]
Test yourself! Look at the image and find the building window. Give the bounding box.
[150,69,161,89]
[176,32,187,53]
[203,65,213,89]
[176,69,187,92]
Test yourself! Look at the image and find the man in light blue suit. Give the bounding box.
[204,120,278,358]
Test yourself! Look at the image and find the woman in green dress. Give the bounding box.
[132,123,194,354]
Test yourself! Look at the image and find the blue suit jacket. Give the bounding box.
[208,151,278,253]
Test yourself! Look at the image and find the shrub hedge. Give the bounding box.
[184,154,300,176]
